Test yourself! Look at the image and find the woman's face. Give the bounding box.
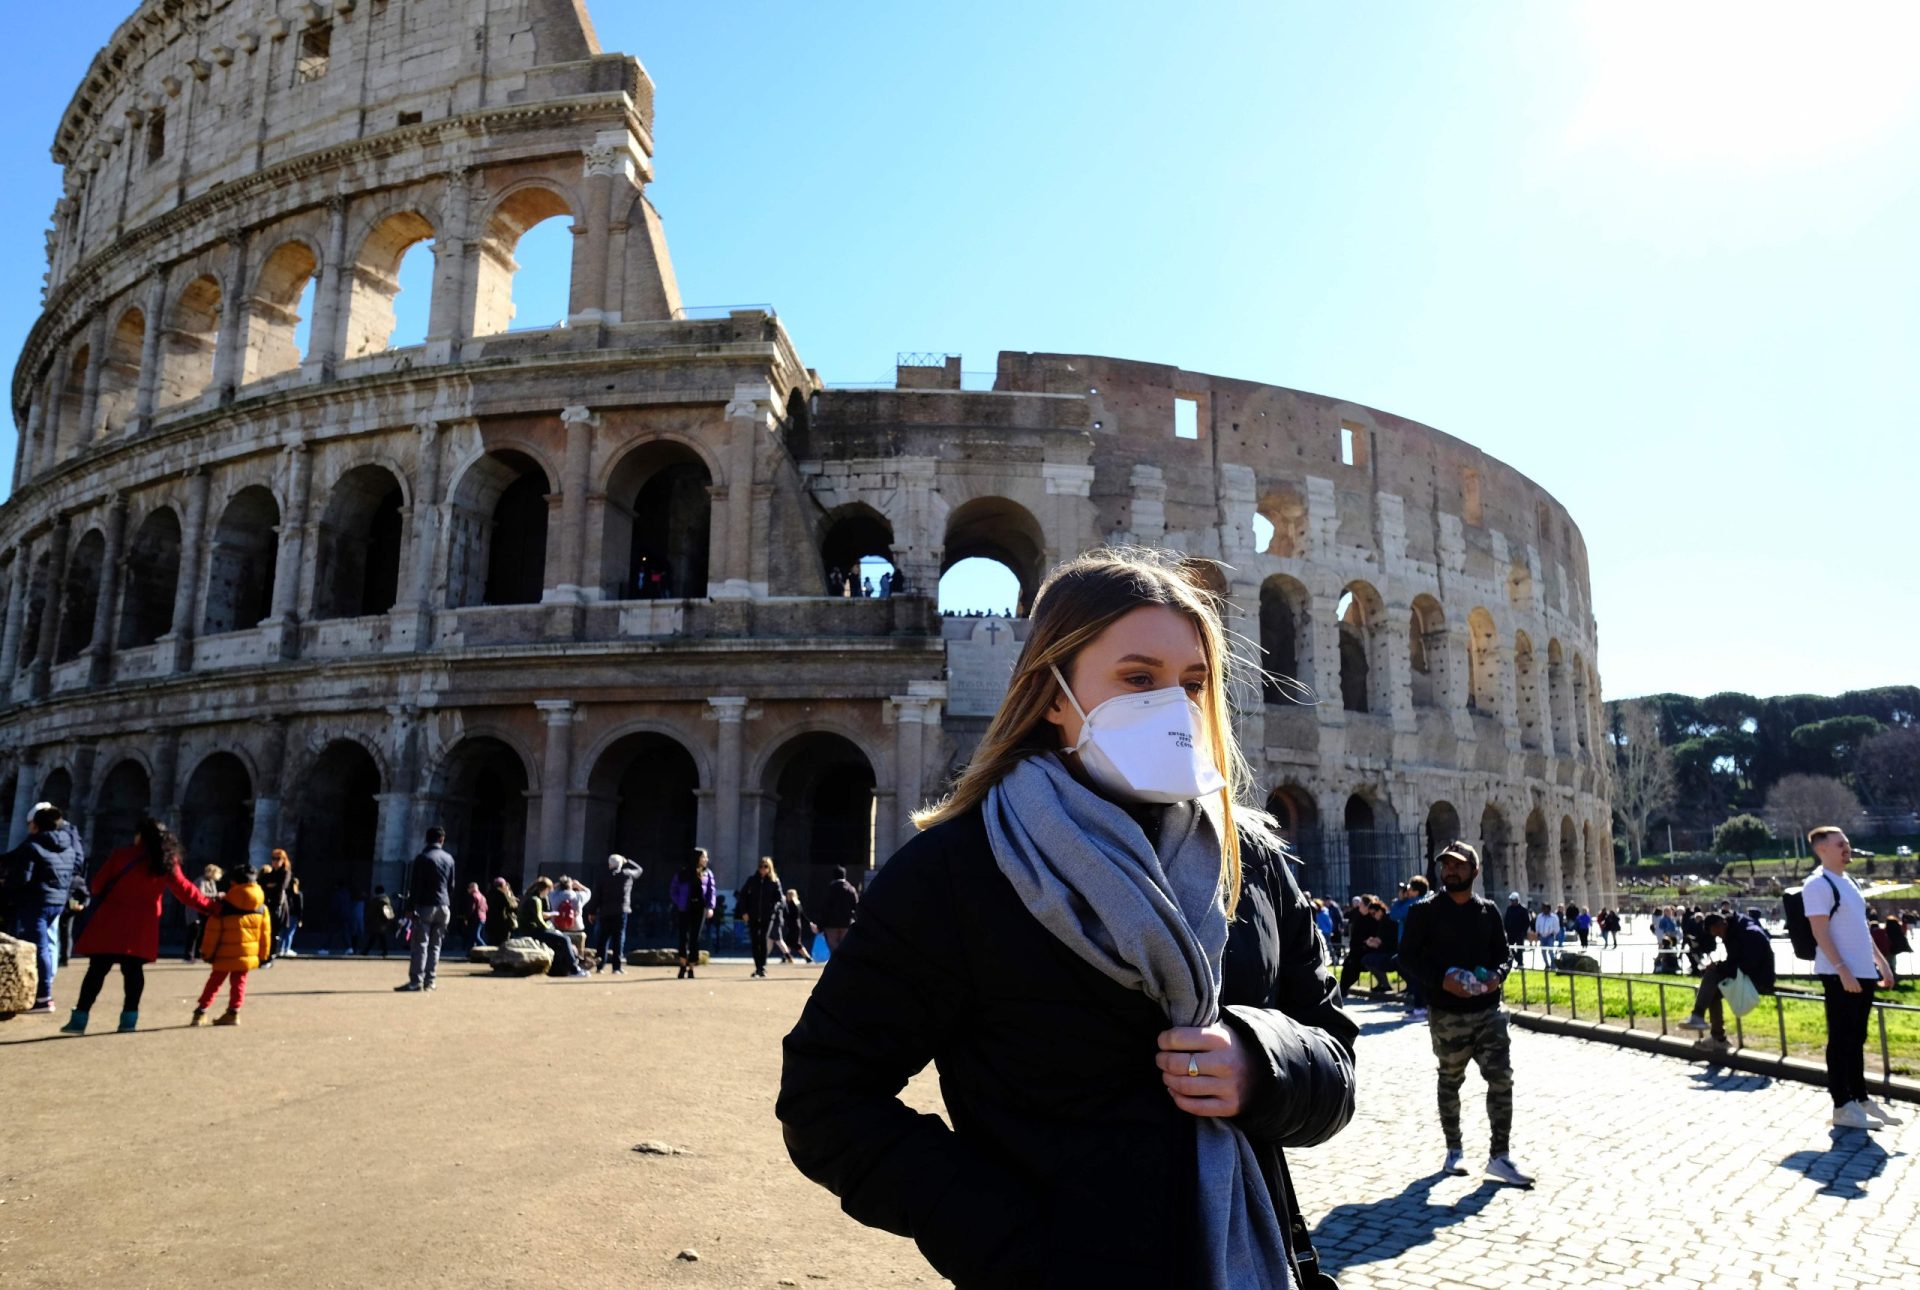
[1044,604,1209,751]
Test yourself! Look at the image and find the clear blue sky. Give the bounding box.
[3,1,1914,700]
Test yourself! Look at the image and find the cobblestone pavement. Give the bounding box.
[1295,1001,1920,1289]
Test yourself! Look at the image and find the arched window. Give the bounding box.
[603,442,711,600]
[181,753,254,876]
[820,505,898,598]
[1524,808,1549,899]
[118,508,183,648]
[942,497,1045,616]
[1547,639,1571,752]
[1409,594,1446,710]
[92,759,152,853]
[1466,607,1498,714]
[241,241,319,385]
[345,211,436,357]
[314,465,405,620]
[447,451,551,608]
[1514,633,1542,751]
[1559,815,1578,905]
[54,529,106,663]
[1425,801,1462,863]
[1259,575,1310,703]
[287,740,383,931]
[203,487,281,635]
[96,308,146,436]
[1480,803,1513,898]
[763,732,878,909]
[1254,486,1308,557]
[54,347,88,461]
[1344,792,1404,902]
[17,551,51,670]
[1336,582,1387,714]
[473,187,574,336]
[435,737,532,889]
[159,275,223,409]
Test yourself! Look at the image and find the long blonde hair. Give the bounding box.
[913,547,1262,916]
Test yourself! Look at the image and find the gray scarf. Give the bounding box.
[985,754,1293,1290]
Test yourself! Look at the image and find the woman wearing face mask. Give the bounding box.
[778,549,1356,1288]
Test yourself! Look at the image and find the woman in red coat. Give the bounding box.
[61,819,215,1035]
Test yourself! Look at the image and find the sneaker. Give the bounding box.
[1677,1016,1709,1032]
[424,983,437,991]
[393,982,422,992]
[1441,1149,1467,1176]
[26,1000,55,1015]
[1698,1036,1732,1051]
[568,968,590,978]
[1485,1156,1535,1187]
[1407,1008,1428,1022]
[212,1011,240,1027]
[1831,1102,1875,1130]
[190,1009,206,1027]
[1859,1099,1905,1126]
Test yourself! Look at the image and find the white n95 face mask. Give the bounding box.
[1050,665,1228,805]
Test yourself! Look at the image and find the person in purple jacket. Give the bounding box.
[669,848,717,979]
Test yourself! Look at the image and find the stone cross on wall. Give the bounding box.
[946,617,1022,717]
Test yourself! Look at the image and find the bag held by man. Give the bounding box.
[1782,872,1842,960]
[1722,969,1762,1018]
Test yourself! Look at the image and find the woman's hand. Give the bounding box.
[1155,1024,1254,1118]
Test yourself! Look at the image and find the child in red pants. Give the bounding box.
[194,863,271,1026]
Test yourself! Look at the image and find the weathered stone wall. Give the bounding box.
[0,0,1612,926]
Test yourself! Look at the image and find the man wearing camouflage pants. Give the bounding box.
[1398,842,1535,1186]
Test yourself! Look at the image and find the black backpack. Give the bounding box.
[1782,872,1842,960]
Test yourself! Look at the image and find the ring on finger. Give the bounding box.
[1186,1053,1200,1078]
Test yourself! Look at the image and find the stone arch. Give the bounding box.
[583,729,702,915]
[760,729,879,913]
[1265,782,1319,837]
[1425,800,1463,862]
[446,450,551,608]
[202,486,280,635]
[820,503,896,596]
[1524,806,1550,901]
[431,735,531,889]
[96,306,146,436]
[941,495,1046,615]
[1408,593,1447,710]
[1480,803,1515,900]
[1336,581,1388,714]
[54,528,106,663]
[1514,632,1542,750]
[314,463,407,620]
[159,274,223,409]
[38,767,74,813]
[1259,574,1311,702]
[1466,607,1498,714]
[118,505,182,648]
[1558,813,1578,906]
[180,752,253,876]
[1571,652,1592,757]
[473,183,576,337]
[241,238,320,385]
[1547,638,1571,753]
[92,757,152,854]
[1343,790,1403,903]
[345,209,436,357]
[1254,485,1308,558]
[602,439,712,600]
[285,738,385,927]
[54,345,88,461]
[1581,818,1596,906]
[16,550,51,671]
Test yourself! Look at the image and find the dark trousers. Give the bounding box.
[1340,951,1393,995]
[676,909,706,962]
[1818,976,1878,1107]
[594,911,627,970]
[1691,961,1738,1039]
[530,928,579,975]
[75,955,146,1013]
[748,917,772,972]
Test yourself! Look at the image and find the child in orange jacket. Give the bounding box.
[194,863,272,1026]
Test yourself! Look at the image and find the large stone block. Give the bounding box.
[491,937,555,976]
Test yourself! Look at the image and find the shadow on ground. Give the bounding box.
[1778,1132,1900,1199]
[1311,1173,1502,1273]
[1688,1066,1776,1094]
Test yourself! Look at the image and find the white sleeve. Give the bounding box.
[1803,877,1839,918]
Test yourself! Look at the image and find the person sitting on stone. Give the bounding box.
[514,877,587,978]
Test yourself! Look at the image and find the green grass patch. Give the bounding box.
[1505,968,1920,1077]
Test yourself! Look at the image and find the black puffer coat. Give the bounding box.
[778,806,1357,1287]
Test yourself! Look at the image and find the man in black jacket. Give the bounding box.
[1678,909,1775,1047]
[1400,843,1534,1187]
[592,853,643,974]
[396,827,456,992]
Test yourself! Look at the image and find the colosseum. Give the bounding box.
[0,0,1612,941]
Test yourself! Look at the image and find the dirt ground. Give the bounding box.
[0,955,946,1289]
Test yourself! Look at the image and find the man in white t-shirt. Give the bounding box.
[1802,826,1901,1130]
[1533,904,1562,970]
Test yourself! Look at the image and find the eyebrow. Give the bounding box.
[1113,654,1207,671]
